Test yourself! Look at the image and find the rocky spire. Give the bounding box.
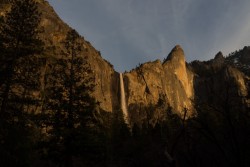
[213,51,225,67]
[214,51,224,60]
[166,45,185,63]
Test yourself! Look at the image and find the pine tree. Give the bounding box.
[0,0,43,114]
[41,29,97,167]
[0,0,43,166]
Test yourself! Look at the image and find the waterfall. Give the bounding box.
[120,73,129,124]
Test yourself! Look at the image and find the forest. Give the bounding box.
[0,0,250,167]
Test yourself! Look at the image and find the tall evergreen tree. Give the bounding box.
[0,0,43,113]
[0,0,43,166]
[41,29,97,167]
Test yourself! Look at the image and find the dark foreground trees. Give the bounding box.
[38,29,99,167]
[0,0,43,166]
[0,1,109,166]
[0,0,43,105]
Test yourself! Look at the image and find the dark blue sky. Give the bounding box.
[47,0,250,72]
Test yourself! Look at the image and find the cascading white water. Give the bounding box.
[120,73,129,124]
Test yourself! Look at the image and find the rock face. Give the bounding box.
[191,52,250,112]
[123,47,250,121]
[36,1,120,112]
[124,45,194,116]
[1,0,249,117]
[34,1,198,115]
[0,0,120,112]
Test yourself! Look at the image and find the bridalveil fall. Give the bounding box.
[119,73,129,124]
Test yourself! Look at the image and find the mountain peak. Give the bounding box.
[213,51,225,63]
[166,45,185,63]
[214,51,224,60]
[173,44,183,50]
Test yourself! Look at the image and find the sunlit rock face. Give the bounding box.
[0,0,120,112]
[1,0,249,116]
[124,45,195,116]
[38,2,249,116]
[39,2,206,117]
[37,0,121,112]
[163,45,194,112]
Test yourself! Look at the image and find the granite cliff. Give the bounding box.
[123,46,249,124]
[124,45,194,117]
[1,0,120,112]
[36,0,120,112]
[1,0,249,121]
[191,51,250,112]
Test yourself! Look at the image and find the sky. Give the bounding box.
[47,0,250,72]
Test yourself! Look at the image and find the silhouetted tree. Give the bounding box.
[0,0,43,166]
[39,29,97,167]
[0,0,43,110]
[173,74,250,167]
